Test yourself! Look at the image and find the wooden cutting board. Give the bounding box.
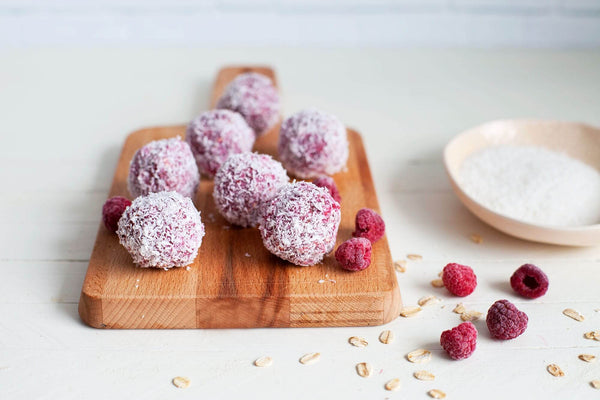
[78,66,402,329]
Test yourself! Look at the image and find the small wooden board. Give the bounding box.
[79,66,402,329]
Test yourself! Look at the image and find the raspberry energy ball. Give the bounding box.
[352,208,385,243]
[335,237,372,271]
[117,191,205,269]
[510,263,549,299]
[259,181,341,266]
[442,263,477,297]
[213,152,289,227]
[102,196,132,233]
[313,176,341,203]
[440,322,477,360]
[185,110,255,177]
[216,72,280,136]
[486,299,528,340]
[278,109,349,179]
[128,138,199,199]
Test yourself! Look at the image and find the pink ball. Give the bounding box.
[117,191,205,269]
[185,110,255,178]
[216,72,280,136]
[259,181,341,266]
[278,109,349,179]
[213,152,289,227]
[128,138,200,199]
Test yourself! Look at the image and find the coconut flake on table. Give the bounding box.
[459,145,600,227]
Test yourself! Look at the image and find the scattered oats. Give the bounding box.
[185,266,191,271]
[591,380,600,389]
[418,295,441,307]
[453,303,466,314]
[563,308,585,322]
[470,233,483,244]
[379,330,395,344]
[407,349,432,364]
[299,352,320,365]
[428,389,446,399]
[407,254,423,261]
[400,306,422,317]
[254,356,273,367]
[349,336,368,348]
[385,378,401,391]
[547,364,565,377]
[172,376,191,389]
[394,260,407,273]
[579,354,596,363]
[318,279,326,284]
[244,253,251,257]
[141,314,145,319]
[135,284,139,288]
[356,362,373,378]
[414,370,435,381]
[460,310,483,322]
[584,331,600,341]
[431,279,444,288]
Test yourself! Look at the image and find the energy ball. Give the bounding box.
[117,191,205,269]
[128,138,199,199]
[259,181,341,266]
[213,152,289,228]
[185,110,255,178]
[216,72,280,136]
[278,109,349,179]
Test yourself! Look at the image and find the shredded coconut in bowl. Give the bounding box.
[459,145,600,227]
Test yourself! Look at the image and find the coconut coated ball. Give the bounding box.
[213,152,289,228]
[278,109,349,179]
[185,109,255,178]
[128,138,200,199]
[259,181,341,266]
[216,72,280,136]
[117,191,205,269]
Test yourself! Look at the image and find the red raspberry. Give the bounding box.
[442,263,477,297]
[440,322,477,360]
[486,299,528,340]
[102,196,132,233]
[352,208,385,243]
[335,238,372,271]
[312,176,341,204]
[510,264,549,299]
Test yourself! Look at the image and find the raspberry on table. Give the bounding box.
[486,299,528,340]
[510,264,549,299]
[442,263,477,297]
[335,237,372,271]
[440,321,477,360]
[312,176,341,204]
[352,208,385,243]
[102,196,132,233]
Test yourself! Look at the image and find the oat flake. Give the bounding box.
[348,336,368,348]
[356,362,372,378]
[407,349,432,364]
[379,330,394,344]
[385,378,401,391]
[172,376,191,389]
[299,352,320,365]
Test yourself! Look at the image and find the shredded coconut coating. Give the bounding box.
[213,152,289,227]
[278,109,349,179]
[216,72,280,136]
[259,181,341,266]
[128,138,200,199]
[117,191,205,269]
[185,110,255,177]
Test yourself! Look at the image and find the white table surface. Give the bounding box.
[1,48,600,399]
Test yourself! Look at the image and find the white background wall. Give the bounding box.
[1,0,599,48]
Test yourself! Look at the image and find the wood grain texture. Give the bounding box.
[78,66,401,329]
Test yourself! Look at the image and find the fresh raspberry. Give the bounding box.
[312,176,341,204]
[486,299,528,340]
[102,196,132,233]
[335,238,372,271]
[440,322,477,360]
[352,208,385,243]
[442,263,477,297]
[510,264,549,299]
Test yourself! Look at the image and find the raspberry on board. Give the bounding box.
[352,208,386,243]
[335,237,372,271]
[440,321,477,360]
[442,263,477,297]
[102,196,132,233]
[312,176,341,204]
[510,263,549,299]
[486,299,528,340]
